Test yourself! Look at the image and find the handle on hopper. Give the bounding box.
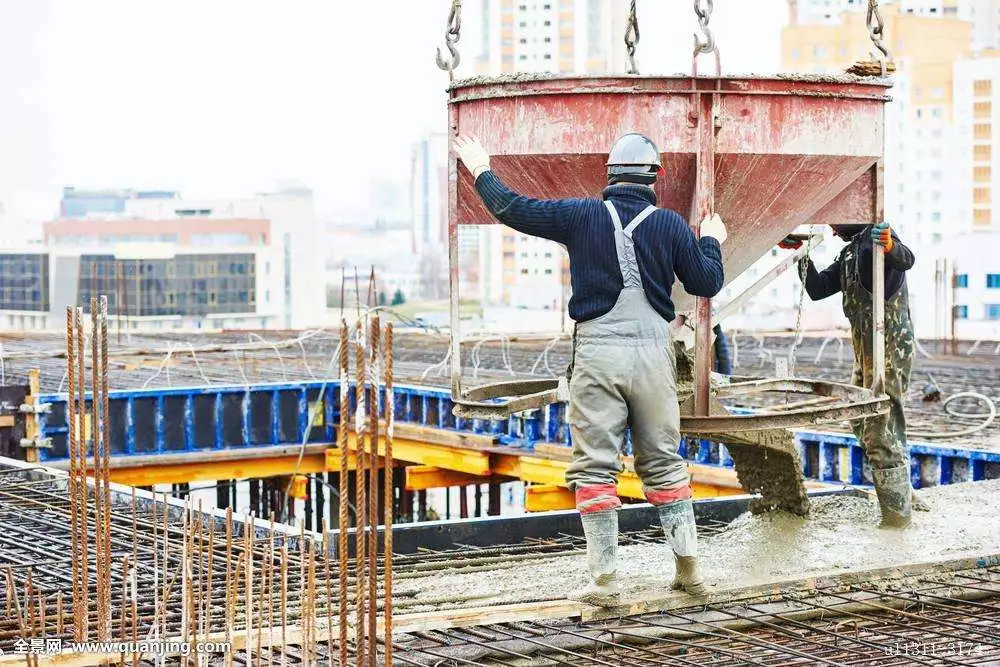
[872,243,886,397]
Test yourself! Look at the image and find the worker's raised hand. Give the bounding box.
[453,136,492,179]
[871,222,894,254]
[700,213,727,245]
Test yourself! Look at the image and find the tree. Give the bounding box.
[391,289,406,306]
[378,291,387,306]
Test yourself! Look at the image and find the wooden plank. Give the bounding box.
[394,422,498,450]
[384,552,1000,635]
[24,369,40,463]
[382,600,581,637]
[0,416,13,428]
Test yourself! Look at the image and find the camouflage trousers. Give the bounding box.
[842,257,915,471]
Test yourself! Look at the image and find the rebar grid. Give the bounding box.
[0,311,399,666]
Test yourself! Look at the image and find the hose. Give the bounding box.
[908,391,997,440]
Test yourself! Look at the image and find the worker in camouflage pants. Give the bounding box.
[454,133,726,605]
[783,222,916,527]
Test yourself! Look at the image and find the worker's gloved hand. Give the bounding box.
[778,237,802,250]
[700,213,727,245]
[454,136,492,179]
[871,222,894,253]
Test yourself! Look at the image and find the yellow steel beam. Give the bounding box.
[405,465,493,491]
[109,453,332,487]
[525,484,575,512]
[339,433,492,476]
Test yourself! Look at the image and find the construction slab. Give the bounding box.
[391,479,1000,615]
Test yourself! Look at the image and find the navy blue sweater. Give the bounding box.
[475,171,724,323]
[804,226,914,301]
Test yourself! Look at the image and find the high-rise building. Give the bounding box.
[762,3,972,338]
[410,134,449,256]
[474,0,628,76]
[952,55,1000,336]
[471,0,626,314]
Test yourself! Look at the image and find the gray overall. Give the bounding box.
[566,201,690,499]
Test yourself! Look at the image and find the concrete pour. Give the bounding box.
[395,480,1000,612]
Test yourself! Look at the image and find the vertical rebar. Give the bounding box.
[323,519,333,667]
[280,545,288,667]
[367,316,380,666]
[337,322,350,667]
[76,307,90,642]
[224,506,234,667]
[267,516,276,667]
[66,307,81,643]
[354,319,368,664]
[100,294,112,641]
[90,296,105,640]
[383,323,394,667]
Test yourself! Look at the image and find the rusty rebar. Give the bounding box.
[100,295,112,641]
[367,315,380,666]
[65,307,80,643]
[384,322,395,667]
[90,296,105,641]
[337,322,350,667]
[322,519,333,667]
[354,319,368,664]
[75,306,89,642]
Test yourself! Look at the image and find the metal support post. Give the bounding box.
[691,85,719,416]
[871,159,886,395]
[448,102,463,399]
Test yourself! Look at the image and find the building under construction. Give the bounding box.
[1,1,1000,665]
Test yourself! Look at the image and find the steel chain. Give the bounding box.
[692,0,721,76]
[787,234,812,376]
[866,0,892,74]
[435,0,464,81]
[624,0,639,74]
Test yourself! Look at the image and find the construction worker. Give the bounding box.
[454,134,726,605]
[781,223,916,527]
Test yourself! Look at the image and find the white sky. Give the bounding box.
[0,0,787,223]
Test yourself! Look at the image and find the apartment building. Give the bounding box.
[471,0,624,312]
[953,56,1000,336]
[766,3,973,338]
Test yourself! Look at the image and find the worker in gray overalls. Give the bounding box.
[783,222,917,527]
[454,134,726,605]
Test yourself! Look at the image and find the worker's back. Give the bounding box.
[473,170,725,324]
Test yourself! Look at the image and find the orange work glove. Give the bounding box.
[871,222,894,253]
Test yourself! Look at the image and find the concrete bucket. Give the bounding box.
[446,73,895,515]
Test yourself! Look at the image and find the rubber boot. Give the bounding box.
[570,510,621,607]
[657,500,708,596]
[872,465,913,528]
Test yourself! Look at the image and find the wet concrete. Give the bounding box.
[396,480,1000,612]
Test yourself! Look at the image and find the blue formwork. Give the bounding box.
[37,381,1000,488]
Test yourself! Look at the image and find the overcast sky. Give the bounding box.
[0,0,787,224]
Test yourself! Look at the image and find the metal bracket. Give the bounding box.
[20,437,53,449]
[18,403,51,415]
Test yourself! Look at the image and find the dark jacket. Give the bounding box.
[474,171,724,323]
[803,226,914,301]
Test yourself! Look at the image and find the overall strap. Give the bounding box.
[604,201,657,289]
